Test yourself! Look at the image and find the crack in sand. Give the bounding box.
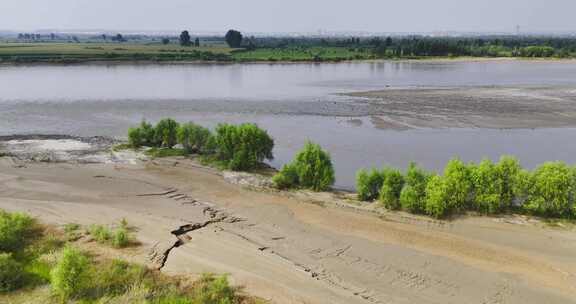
[151,217,227,270]
[147,188,246,270]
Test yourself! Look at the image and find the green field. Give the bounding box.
[0,43,378,63]
[232,47,376,62]
[0,43,234,63]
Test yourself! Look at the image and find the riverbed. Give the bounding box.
[2,60,576,189]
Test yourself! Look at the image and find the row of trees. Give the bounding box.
[128,120,576,220]
[240,35,576,58]
[357,156,576,219]
[177,29,242,48]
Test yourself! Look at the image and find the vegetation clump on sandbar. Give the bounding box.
[127,118,274,172]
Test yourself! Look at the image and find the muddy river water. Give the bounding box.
[2,60,576,189]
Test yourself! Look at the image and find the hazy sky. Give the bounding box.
[0,0,574,33]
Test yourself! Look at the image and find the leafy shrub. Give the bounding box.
[400,186,420,213]
[400,162,431,213]
[177,122,214,154]
[128,127,144,148]
[24,259,52,286]
[0,210,35,253]
[154,118,180,148]
[272,163,299,190]
[356,169,384,201]
[471,159,503,214]
[89,224,112,243]
[513,169,533,206]
[128,120,157,148]
[51,246,91,301]
[379,168,405,210]
[0,253,24,292]
[524,162,576,217]
[442,158,473,213]
[275,141,335,192]
[496,155,522,208]
[293,142,335,192]
[425,175,449,218]
[214,123,274,171]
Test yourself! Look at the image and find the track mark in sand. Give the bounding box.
[310,246,460,301]
[137,188,178,197]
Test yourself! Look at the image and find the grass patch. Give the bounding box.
[0,43,234,63]
[111,143,132,152]
[87,220,135,249]
[145,147,188,158]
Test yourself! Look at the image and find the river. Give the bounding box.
[2,60,576,189]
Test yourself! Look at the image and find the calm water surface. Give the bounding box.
[2,61,576,189]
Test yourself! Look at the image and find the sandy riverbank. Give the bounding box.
[0,138,574,303]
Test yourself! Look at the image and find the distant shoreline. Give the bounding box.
[2,56,576,66]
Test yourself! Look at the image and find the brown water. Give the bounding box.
[2,61,576,189]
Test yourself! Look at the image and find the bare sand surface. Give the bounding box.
[0,151,575,303]
[346,86,576,130]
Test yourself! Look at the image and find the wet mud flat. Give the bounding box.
[346,86,576,129]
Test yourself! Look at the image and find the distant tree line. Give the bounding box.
[178,31,201,47]
[240,35,576,58]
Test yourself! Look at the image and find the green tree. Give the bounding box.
[214,123,274,171]
[127,120,156,148]
[225,30,243,48]
[292,142,335,191]
[400,162,432,213]
[180,30,191,46]
[154,118,179,148]
[127,127,143,148]
[443,158,473,213]
[496,155,522,209]
[379,168,405,210]
[524,162,576,217]
[273,142,335,191]
[425,175,449,218]
[471,159,503,214]
[356,169,385,201]
[177,122,213,154]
